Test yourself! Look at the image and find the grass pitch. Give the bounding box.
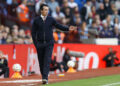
[47,74,120,86]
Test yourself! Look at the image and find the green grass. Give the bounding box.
[47,74,120,86]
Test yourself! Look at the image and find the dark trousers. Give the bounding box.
[36,43,54,80]
[0,64,9,78]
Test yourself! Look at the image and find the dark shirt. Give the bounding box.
[31,16,69,47]
[99,28,114,38]
[0,59,8,67]
[97,9,107,20]
[103,52,119,67]
[63,53,70,64]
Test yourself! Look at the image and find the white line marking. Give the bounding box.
[20,84,36,86]
[102,82,120,86]
[27,84,36,86]
[0,79,42,83]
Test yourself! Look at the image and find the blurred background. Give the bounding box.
[0,0,120,44]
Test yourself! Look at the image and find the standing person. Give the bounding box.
[0,51,9,78]
[103,48,119,67]
[16,0,29,23]
[31,4,77,85]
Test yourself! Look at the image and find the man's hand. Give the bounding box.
[108,56,112,60]
[69,26,77,31]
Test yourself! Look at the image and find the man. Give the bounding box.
[0,51,9,78]
[31,4,76,85]
[103,48,119,67]
[16,0,29,22]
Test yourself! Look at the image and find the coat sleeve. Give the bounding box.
[103,54,109,61]
[31,19,38,47]
[52,18,69,31]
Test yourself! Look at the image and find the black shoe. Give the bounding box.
[42,79,48,85]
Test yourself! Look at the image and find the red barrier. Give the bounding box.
[53,44,120,70]
[0,44,120,77]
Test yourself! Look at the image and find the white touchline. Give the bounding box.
[0,79,42,83]
[102,82,120,86]
[0,79,59,84]
[20,84,36,86]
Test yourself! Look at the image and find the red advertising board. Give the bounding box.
[0,44,120,77]
[53,44,120,70]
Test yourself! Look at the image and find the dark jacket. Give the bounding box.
[80,6,87,21]
[97,9,107,20]
[0,58,8,67]
[31,16,69,47]
[103,52,119,67]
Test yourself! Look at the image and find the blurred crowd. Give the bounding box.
[0,24,32,44]
[0,0,120,44]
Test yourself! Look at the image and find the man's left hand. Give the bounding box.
[69,26,77,31]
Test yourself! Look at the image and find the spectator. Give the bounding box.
[97,3,107,21]
[86,12,93,26]
[115,0,120,11]
[35,0,46,14]
[6,0,13,15]
[48,0,59,12]
[114,18,120,32]
[4,26,10,34]
[103,48,120,67]
[113,26,120,38]
[0,33,2,44]
[27,0,35,12]
[111,9,120,21]
[80,0,92,21]
[11,26,19,39]
[99,22,114,38]
[64,30,80,43]
[94,14,103,31]
[88,20,97,29]
[75,0,86,10]
[61,0,70,14]
[79,21,89,39]
[73,13,80,25]
[16,0,30,22]
[1,30,8,44]
[91,5,96,18]
[64,7,73,25]
[103,0,113,14]
[68,0,78,9]
[14,38,24,44]
[91,0,99,10]
[52,6,65,22]
[88,20,99,38]
[74,17,82,27]
[0,51,9,78]
[56,0,63,6]
[102,15,114,31]
[18,29,26,38]
[110,2,116,14]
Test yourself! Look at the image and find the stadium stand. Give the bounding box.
[0,0,120,44]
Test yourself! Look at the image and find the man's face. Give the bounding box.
[109,48,113,53]
[41,6,49,16]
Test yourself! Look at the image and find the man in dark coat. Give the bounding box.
[103,48,119,67]
[31,4,76,85]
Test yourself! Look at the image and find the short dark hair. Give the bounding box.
[40,4,49,11]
